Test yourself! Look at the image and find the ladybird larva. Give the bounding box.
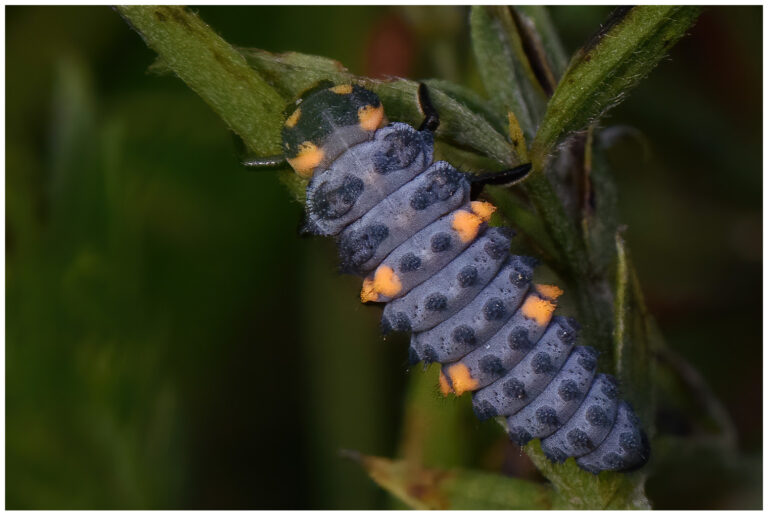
[247,82,650,474]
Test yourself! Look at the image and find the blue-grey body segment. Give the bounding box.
[294,99,649,474]
[471,316,578,419]
[505,346,597,444]
[540,373,620,462]
[381,227,510,333]
[364,204,483,302]
[409,256,533,363]
[444,300,551,390]
[305,123,434,236]
[337,160,470,274]
[576,401,650,473]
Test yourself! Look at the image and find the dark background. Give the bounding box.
[6,6,762,509]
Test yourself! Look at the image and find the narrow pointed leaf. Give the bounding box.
[117,6,286,155]
[470,6,547,141]
[532,6,700,160]
[349,452,553,510]
[513,6,569,80]
[524,440,650,509]
[613,233,655,426]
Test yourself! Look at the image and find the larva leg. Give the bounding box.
[469,163,532,199]
[417,83,440,133]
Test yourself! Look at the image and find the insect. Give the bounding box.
[246,81,650,474]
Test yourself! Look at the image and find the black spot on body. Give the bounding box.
[422,345,438,364]
[531,352,554,374]
[409,167,464,210]
[508,328,531,351]
[311,175,364,220]
[578,352,597,371]
[483,298,507,321]
[338,223,389,272]
[457,266,478,287]
[536,406,560,427]
[558,380,580,401]
[603,452,626,470]
[509,426,533,445]
[479,355,504,375]
[430,232,452,253]
[545,446,568,463]
[452,325,476,347]
[567,429,594,451]
[372,129,421,174]
[557,325,577,345]
[474,400,498,421]
[503,378,526,400]
[484,240,509,260]
[601,376,619,399]
[619,432,641,452]
[425,293,448,311]
[586,405,610,427]
[381,312,410,334]
[509,267,532,288]
[399,253,422,272]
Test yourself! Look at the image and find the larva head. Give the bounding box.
[281,82,387,178]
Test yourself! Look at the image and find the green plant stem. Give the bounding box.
[117,6,285,155]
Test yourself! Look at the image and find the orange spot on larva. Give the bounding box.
[451,210,483,243]
[360,277,379,303]
[287,141,325,178]
[358,104,385,131]
[284,108,301,128]
[470,200,496,222]
[439,371,453,396]
[520,294,557,326]
[446,363,479,396]
[330,84,353,94]
[535,284,563,300]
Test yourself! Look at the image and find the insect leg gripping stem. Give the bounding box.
[417,83,440,133]
[469,163,532,199]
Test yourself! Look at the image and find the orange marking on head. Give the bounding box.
[358,104,385,131]
[287,141,325,178]
[535,284,563,300]
[470,200,497,222]
[520,294,557,326]
[284,108,301,128]
[373,265,402,298]
[451,210,483,243]
[360,277,379,303]
[330,84,353,94]
[439,371,453,396]
[446,363,479,396]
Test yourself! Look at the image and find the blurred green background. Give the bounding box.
[6,6,762,509]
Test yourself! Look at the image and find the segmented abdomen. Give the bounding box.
[304,122,649,474]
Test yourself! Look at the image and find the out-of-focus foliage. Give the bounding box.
[6,6,762,510]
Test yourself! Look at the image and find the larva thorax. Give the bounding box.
[282,83,649,475]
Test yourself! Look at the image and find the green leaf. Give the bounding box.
[532,6,701,161]
[513,6,569,80]
[117,6,285,155]
[347,452,553,510]
[613,232,656,426]
[524,440,650,509]
[470,6,547,140]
